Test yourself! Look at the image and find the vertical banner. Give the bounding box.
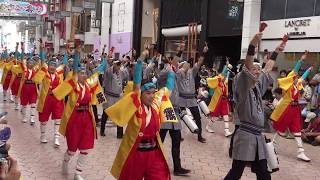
[70,15,78,41]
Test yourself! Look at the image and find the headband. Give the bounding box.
[141,82,156,92]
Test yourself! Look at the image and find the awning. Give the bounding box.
[161,25,202,37]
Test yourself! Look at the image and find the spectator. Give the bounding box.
[302,117,320,146]
[0,157,21,180]
[272,88,283,109]
[279,69,287,78]
[310,68,320,112]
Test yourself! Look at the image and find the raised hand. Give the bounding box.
[140,50,149,60]
[275,42,286,53]
[144,40,150,50]
[132,48,136,57]
[203,42,209,53]
[259,22,268,32]
[226,56,230,65]
[301,50,309,61]
[180,39,186,51]
[76,44,81,53]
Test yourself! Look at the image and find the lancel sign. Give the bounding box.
[284,19,311,37]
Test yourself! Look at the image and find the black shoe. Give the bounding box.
[96,122,101,127]
[311,141,320,146]
[100,131,106,137]
[174,168,191,176]
[198,137,206,143]
[117,134,123,139]
[180,137,184,142]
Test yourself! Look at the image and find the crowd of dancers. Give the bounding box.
[0,27,318,180]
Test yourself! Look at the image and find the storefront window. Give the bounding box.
[276,52,320,77]
[286,0,314,18]
[261,0,286,20]
[315,0,320,16]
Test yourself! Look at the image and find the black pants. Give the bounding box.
[159,129,182,170]
[101,111,123,137]
[224,153,271,180]
[92,105,99,124]
[180,106,203,139]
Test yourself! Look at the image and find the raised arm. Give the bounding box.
[263,42,286,73]
[19,42,25,61]
[221,65,228,77]
[2,48,8,60]
[72,46,81,72]
[133,57,144,92]
[166,70,175,93]
[245,33,263,71]
[96,57,108,74]
[295,52,308,74]
[14,43,19,59]
[39,44,46,63]
[192,45,207,77]
[301,66,313,81]
[286,51,307,77]
[172,44,184,69]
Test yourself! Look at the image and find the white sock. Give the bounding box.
[293,133,304,152]
[54,120,61,138]
[40,122,47,135]
[223,115,229,131]
[64,150,75,162]
[76,150,89,175]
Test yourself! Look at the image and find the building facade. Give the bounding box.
[133,0,244,69]
[260,0,320,72]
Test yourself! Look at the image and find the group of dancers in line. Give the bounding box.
[0,27,315,180]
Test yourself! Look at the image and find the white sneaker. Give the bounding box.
[30,117,35,126]
[297,152,311,162]
[22,118,27,123]
[224,129,233,137]
[205,125,215,133]
[54,137,60,147]
[62,160,69,174]
[40,134,48,143]
[14,104,19,111]
[74,174,85,180]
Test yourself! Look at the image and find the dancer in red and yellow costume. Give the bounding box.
[10,42,25,110]
[15,54,39,125]
[105,50,176,180]
[53,46,106,180]
[32,43,66,147]
[1,46,15,102]
[206,64,232,137]
[271,52,312,162]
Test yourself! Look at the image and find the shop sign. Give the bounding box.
[227,1,243,20]
[262,16,320,39]
[84,1,95,9]
[0,0,48,16]
[284,18,311,37]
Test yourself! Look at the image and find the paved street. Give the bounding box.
[2,99,320,180]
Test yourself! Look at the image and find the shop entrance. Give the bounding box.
[206,36,242,71]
